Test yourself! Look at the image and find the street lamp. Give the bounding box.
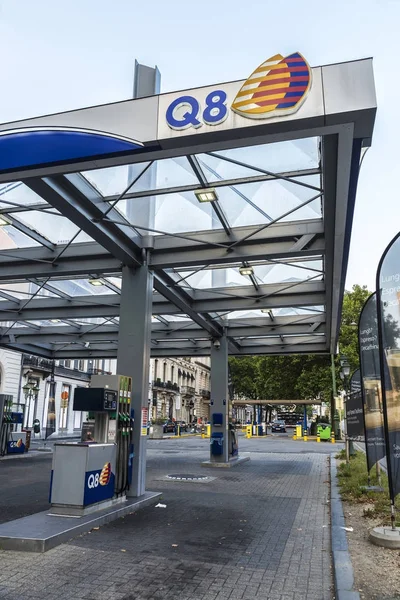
[22,379,40,429]
[339,357,352,463]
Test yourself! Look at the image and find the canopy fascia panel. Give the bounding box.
[0,58,376,359]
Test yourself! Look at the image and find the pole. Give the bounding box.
[344,383,350,464]
[376,460,382,488]
[330,354,338,438]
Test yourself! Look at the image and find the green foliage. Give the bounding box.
[337,451,399,524]
[229,283,373,404]
[229,356,260,399]
[338,284,371,373]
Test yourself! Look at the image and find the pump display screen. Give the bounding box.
[73,388,118,412]
[103,391,117,411]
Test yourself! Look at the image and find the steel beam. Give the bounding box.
[103,167,320,202]
[210,333,229,462]
[4,215,56,251]
[117,265,152,497]
[1,321,327,345]
[24,340,327,359]
[150,219,324,269]
[0,242,121,281]
[0,337,328,359]
[0,220,323,282]
[25,174,143,267]
[153,272,222,338]
[0,280,324,321]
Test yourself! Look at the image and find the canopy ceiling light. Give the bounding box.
[0,216,10,226]
[50,319,61,323]
[88,278,104,287]
[194,188,218,203]
[239,266,254,276]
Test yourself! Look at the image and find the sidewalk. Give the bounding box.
[0,437,333,599]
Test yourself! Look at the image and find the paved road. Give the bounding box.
[0,435,337,599]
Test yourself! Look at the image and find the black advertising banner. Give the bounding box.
[45,365,56,440]
[377,232,400,500]
[359,293,386,472]
[347,369,364,442]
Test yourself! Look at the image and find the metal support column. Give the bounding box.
[210,334,229,463]
[117,265,153,497]
[303,405,307,434]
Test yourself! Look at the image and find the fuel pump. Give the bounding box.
[0,394,11,456]
[0,395,24,456]
[90,374,134,496]
[49,375,133,516]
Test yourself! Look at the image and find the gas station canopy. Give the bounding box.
[0,56,376,360]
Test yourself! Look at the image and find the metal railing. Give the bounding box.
[181,385,196,395]
[152,380,180,392]
[22,355,110,382]
[199,388,211,399]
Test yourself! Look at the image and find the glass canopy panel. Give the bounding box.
[24,319,69,327]
[69,317,114,326]
[0,282,33,300]
[196,153,269,182]
[0,182,48,207]
[117,177,322,236]
[83,163,151,197]
[223,306,325,319]
[9,211,94,245]
[128,157,199,194]
[174,263,322,290]
[49,279,118,296]
[212,137,320,173]
[216,175,321,228]
[0,224,41,248]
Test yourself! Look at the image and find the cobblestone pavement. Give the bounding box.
[0,438,333,600]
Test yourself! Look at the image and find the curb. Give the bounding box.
[330,456,360,600]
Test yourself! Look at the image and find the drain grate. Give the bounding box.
[166,473,210,481]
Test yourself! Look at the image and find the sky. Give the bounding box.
[0,0,398,292]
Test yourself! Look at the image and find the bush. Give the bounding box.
[336,451,400,525]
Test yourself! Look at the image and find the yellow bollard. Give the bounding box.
[206,424,211,438]
[303,432,308,442]
[331,431,335,444]
[246,425,252,439]
[317,434,321,442]
[293,433,297,440]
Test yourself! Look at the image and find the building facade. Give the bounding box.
[0,349,211,437]
[150,357,211,423]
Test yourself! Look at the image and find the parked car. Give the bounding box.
[163,420,176,433]
[271,420,286,433]
[175,420,188,432]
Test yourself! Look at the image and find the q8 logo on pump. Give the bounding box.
[87,462,111,489]
[84,461,114,506]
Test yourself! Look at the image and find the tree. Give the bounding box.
[229,283,372,405]
[228,356,261,399]
[338,284,371,373]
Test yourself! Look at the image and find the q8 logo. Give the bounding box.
[166,90,228,130]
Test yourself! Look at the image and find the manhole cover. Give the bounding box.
[166,473,209,481]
